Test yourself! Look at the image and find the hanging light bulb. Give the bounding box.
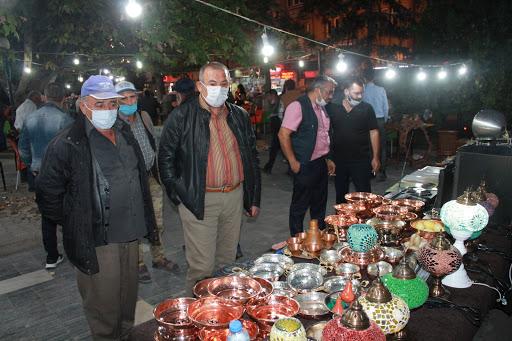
[108,75,114,80]
[261,30,275,57]
[336,53,348,73]
[73,57,80,65]
[125,0,142,19]
[23,66,32,74]
[437,69,447,80]
[136,60,143,69]
[65,84,71,89]
[458,64,468,76]
[78,75,84,83]
[298,60,305,68]
[417,70,427,81]
[263,56,269,64]
[103,68,110,75]
[385,66,397,80]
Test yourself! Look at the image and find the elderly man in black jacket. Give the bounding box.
[36,75,158,340]
[158,62,261,294]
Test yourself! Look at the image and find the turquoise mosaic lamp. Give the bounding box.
[347,224,379,253]
[382,258,429,310]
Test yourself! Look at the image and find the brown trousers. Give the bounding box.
[178,186,243,295]
[138,176,165,265]
[76,241,138,341]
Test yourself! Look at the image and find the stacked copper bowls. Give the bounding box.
[325,214,359,242]
[187,296,244,330]
[153,298,198,340]
[246,295,300,337]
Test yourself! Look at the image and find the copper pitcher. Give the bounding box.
[304,219,324,249]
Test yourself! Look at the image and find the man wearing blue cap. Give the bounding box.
[115,80,179,283]
[36,75,159,340]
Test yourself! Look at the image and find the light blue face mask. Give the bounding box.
[119,103,137,116]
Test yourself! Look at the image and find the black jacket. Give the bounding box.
[36,114,158,275]
[158,97,261,220]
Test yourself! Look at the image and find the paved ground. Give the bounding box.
[0,146,410,340]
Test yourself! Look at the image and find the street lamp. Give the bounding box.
[125,0,143,19]
[261,31,274,57]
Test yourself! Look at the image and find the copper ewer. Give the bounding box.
[153,297,198,340]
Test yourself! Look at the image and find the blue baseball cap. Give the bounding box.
[115,81,138,94]
[81,75,123,99]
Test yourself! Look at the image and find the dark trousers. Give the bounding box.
[376,118,387,172]
[76,241,139,341]
[264,116,282,171]
[289,157,328,236]
[42,216,59,262]
[335,160,372,204]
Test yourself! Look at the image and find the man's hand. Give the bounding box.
[326,159,336,176]
[289,160,301,174]
[371,158,381,175]
[245,206,260,218]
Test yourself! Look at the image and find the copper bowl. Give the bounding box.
[295,232,307,241]
[287,237,302,245]
[187,296,244,329]
[246,295,300,334]
[288,243,303,257]
[153,297,198,339]
[207,276,262,303]
[198,319,260,341]
[304,243,322,258]
[322,233,337,249]
[334,203,367,216]
[345,192,382,207]
[338,246,385,268]
[392,199,426,213]
[373,205,408,221]
[253,277,274,301]
[193,278,216,298]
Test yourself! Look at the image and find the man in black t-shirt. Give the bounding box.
[326,77,381,203]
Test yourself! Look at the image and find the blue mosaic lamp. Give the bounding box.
[440,190,489,288]
[347,224,379,253]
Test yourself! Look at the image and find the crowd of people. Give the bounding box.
[2,60,389,340]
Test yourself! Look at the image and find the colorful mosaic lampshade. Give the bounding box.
[440,190,489,288]
[269,317,306,341]
[347,224,379,253]
[359,277,410,335]
[322,300,385,341]
[417,234,463,297]
[382,259,429,309]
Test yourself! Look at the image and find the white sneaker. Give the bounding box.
[45,255,64,269]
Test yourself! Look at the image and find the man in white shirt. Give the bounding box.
[15,91,42,131]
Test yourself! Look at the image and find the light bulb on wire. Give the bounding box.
[298,60,305,68]
[23,66,32,74]
[261,31,274,57]
[336,53,348,73]
[417,70,427,81]
[136,60,143,69]
[437,69,447,80]
[458,64,468,76]
[125,0,142,19]
[103,69,110,75]
[385,67,397,80]
[65,84,71,89]
[73,57,80,65]
[108,75,114,80]
[78,75,84,82]
[263,56,269,64]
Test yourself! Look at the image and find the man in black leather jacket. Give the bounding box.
[36,75,158,340]
[158,62,261,294]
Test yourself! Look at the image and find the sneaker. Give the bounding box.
[138,264,152,283]
[45,255,64,269]
[152,258,180,273]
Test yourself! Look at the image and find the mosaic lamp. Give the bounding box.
[347,224,379,253]
[440,190,489,288]
[417,234,462,297]
[382,258,429,309]
[322,299,385,341]
[359,276,410,336]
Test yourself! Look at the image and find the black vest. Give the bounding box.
[291,95,318,163]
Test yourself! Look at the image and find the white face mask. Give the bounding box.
[201,82,229,107]
[315,89,327,107]
[345,91,361,107]
[85,104,117,129]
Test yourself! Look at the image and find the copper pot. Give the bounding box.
[392,199,426,213]
[246,295,300,335]
[193,278,216,298]
[322,233,337,249]
[186,296,244,329]
[303,243,322,258]
[153,298,198,340]
[207,276,262,304]
[373,205,408,221]
[288,243,303,257]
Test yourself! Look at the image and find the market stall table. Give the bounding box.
[129,225,511,341]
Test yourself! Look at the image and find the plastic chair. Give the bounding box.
[7,137,27,191]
